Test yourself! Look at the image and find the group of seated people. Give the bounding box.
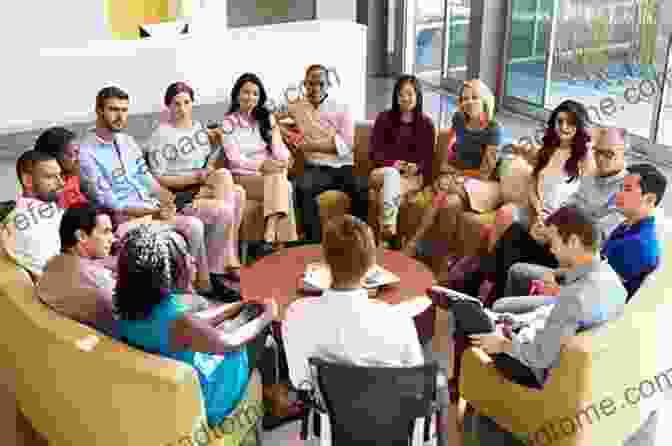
[0,64,668,445]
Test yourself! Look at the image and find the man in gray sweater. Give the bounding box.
[504,127,628,299]
[470,206,627,387]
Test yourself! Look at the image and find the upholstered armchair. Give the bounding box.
[459,216,672,445]
[0,252,263,446]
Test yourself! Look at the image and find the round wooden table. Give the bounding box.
[240,245,436,342]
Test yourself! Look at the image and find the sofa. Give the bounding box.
[459,214,672,445]
[0,251,263,446]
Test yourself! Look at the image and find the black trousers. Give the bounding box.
[448,301,543,389]
[478,223,559,301]
[293,164,369,242]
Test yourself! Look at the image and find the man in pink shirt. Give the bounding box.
[37,206,211,337]
[37,206,118,336]
[282,64,369,242]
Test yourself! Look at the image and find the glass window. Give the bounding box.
[505,0,672,159]
[547,0,664,141]
[655,2,672,146]
[415,0,446,86]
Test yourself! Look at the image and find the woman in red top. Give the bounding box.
[369,75,436,242]
[34,127,89,209]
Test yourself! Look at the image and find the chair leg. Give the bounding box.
[320,413,331,446]
[412,418,424,446]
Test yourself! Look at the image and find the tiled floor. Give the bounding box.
[3,76,672,445]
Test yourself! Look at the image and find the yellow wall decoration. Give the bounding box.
[106,0,189,40]
[256,0,290,17]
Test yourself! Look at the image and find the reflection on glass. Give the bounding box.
[655,4,672,147]
[505,0,555,106]
[505,0,672,144]
[444,0,471,81]
[414,0,471,86]
[387,0,396,60]
[415,0,446,86]
[546,0,666,140]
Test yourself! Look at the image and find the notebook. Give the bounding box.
[301,262,400,292]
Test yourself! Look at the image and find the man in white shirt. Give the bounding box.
[281,65,369,242]
[283,215,451,445]
[4,150,66,279]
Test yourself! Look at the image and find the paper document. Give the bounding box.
[390,296,432,318]
[302,263,400,290]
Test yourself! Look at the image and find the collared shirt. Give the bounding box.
[37,254,117,337]
[283,288,424,389]
[291,99,355,169]
[602,215,660,298]
[221,112,291,176]
[508,257,626,383]
[79,129,160,210]
[11,196,64,276]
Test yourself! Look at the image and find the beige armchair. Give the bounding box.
[316,121,447,243]
[0,252,263,446]
[459,216,672,445]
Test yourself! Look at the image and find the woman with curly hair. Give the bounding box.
[484,99,596,252]
[402,79,502,256]
[116,224,278,427]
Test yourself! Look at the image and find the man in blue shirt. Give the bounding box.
[79,86,215,294]
[601,163,666,299]
[504,163,666,304]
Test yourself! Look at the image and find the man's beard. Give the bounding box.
[106,119,125,132]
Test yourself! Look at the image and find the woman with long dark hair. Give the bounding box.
[485,100,595,251]
[212,73,297,246]
[368,75,436,242]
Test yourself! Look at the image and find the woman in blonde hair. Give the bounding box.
[402,79,502,256]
